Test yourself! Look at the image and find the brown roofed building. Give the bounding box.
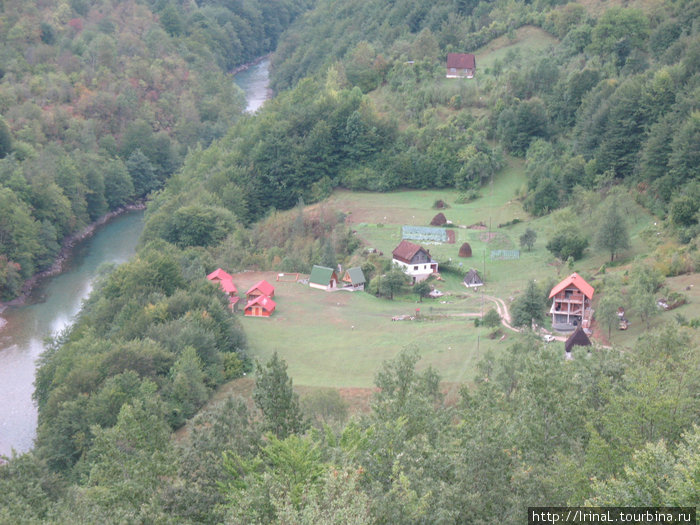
[565,326,592,353]
[446,53,476,78]
[392,240,438,284]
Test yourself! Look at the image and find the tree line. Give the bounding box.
[2,333,698,523]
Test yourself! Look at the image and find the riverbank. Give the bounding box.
[0,202,146,313]
[230,53,271,75]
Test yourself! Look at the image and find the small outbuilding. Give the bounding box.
[309,265,339,291]
[342,267,366,291]
[463,269,483,288]
[244,295,276,317]
[565,326,592,353]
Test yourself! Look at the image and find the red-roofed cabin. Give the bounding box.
[207,268,239,310]
[446,53,476,79]
[245,280,275,301]
[244,294,276,317]
[549,273,594,332]
[207,268,233,283]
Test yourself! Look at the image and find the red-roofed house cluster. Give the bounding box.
[244,280,276,317]
[206,268,240,311]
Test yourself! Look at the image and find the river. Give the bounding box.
[0,58,271,458]
[235,57,271,113]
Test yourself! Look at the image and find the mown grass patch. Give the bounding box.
[233,272,513,388]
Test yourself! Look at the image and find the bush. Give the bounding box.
[482,308,501,328]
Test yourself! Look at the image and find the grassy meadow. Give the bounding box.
[226,158,694,395]
[232,271,503,389]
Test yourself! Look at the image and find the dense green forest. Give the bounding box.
[0,0,309,299]
[142,0,700,254]
[1,0,699,523]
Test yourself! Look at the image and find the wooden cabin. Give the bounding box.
[463,269,483,288]
[309,265,339,291]
[245,280,275,301]
[565,325,592,354]
[244,294,276,317]
[206,268,239,310]
[342,267,366,291]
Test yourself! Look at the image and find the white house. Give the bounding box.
[392,240,438,284]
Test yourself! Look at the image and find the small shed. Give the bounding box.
[309,265,339,291]
[244,295,276,317]
[342,267,366,291]
[463,269,483,288]
[431,212,447,226]
[459,242,472,258]
[246,280,275,301]
[565,326,591,353]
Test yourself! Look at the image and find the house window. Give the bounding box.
[450,67,456,73]
[414,266,418,270]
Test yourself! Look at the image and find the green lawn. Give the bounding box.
[226,156,670,391]
[236,272,509,388]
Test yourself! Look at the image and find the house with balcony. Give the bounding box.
[548,273,594,332]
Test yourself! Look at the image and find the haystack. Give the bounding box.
[458,242,472,257]
[431,212,447,226]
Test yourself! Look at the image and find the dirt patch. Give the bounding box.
[468,221,487,230]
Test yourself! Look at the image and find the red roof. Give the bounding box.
[219,279,237,294]
[447,53,475,69]
[207,268,233,282]
[392,240,428,264]
[245,294,276,312]
[246,280,275,297]
[549,273,594,299]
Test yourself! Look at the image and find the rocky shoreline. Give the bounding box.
[0,202,146,311]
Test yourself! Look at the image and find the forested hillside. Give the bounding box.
[0,0,309,300]
[1,0,699,523]
[143,0,700,257]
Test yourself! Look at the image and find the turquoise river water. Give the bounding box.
[0,58,270,457]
